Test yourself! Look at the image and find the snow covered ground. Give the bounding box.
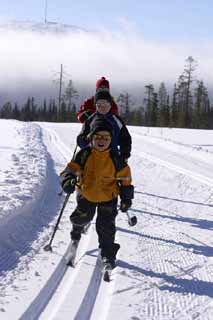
[0,119,213,320]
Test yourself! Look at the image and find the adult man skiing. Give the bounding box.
[60,118,134,272]
[77,76,119,123]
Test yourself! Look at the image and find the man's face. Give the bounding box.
[92,130,111,151]
[96,99,111,115]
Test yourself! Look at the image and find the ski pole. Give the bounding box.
[44,193,71,252]
[126,211,137,226]
[72,144,78,160]
[120,204,137,227]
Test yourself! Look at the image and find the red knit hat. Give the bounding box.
[96,77,110,91]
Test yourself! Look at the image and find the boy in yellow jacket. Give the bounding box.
[60,118,134,268]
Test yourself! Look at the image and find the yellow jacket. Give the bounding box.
[64,147,132,203]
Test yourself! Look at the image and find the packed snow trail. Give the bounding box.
[17,124,121,320]
[46,124,213,320]
[0,121,76,319]
[0,121,213,319]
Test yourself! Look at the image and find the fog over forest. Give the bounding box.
[0,22,213,106]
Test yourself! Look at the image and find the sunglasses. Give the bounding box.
[96,101,111,108]
[93,133,111,141]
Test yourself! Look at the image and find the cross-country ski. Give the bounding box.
[102,262,113,282]
[65,240,80,267]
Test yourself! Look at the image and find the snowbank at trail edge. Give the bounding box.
[0,119,47,225]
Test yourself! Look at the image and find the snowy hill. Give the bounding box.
[0,20,87,34]
[0,119,213,319]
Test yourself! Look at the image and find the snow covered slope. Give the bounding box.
[0,119,213,320]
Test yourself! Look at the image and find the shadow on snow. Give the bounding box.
[135,190,213,208]
[131,205,213,231]
[117,259,213,298]
[117,225,213,257]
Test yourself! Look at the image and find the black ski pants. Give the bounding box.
[70,194,120,260]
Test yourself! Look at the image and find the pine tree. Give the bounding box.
[0,102,13,119]
[58,101,67,122]
[193,80,210,128]
[117,92,133,124]
[30,97,37,121]
[170,84,179,127]
[21,98,31,121]
[209,105,213,129]
[144,84,158,126]
[12,103,21,120]
[131,109,143,126]
[42,99,47,121]
[158,82,169,127]
[176,56,197,128]
[48,99,57,122]
[63,80,79,109]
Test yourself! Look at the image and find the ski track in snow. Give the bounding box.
[20,125,119,320]
[0,121,213,319]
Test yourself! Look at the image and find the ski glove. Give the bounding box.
[120,199,132,212]
[120,155,128,165]
[119,185,134,212]
[61,172,77,194]
[62,178,76,194]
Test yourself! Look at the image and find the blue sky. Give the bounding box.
[1,0,213,42]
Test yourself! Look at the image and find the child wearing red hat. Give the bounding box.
[76,77,119,123]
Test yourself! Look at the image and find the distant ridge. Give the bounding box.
[0,20,88,34]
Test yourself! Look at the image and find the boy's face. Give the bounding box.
[92,130,111,151]
[96,99,111,115]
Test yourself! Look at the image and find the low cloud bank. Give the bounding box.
[0,28,213,103]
